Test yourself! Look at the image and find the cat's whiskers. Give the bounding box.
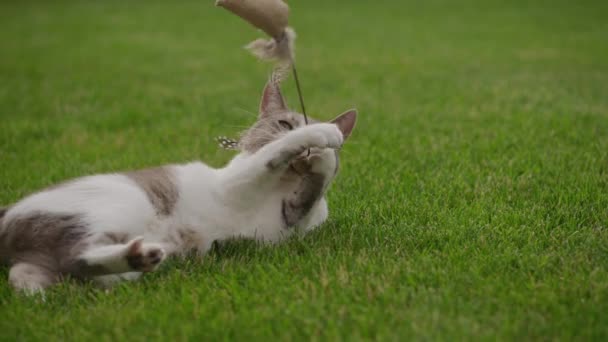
[233,107,259,118]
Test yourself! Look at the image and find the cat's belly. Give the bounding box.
[218,198,311,243]
[229,197,328,242]
[170,197,288,246]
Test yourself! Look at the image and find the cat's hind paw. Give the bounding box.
[125,238,166,272]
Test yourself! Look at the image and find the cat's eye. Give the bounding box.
[278,120,293,130]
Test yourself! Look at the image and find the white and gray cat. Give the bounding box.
[0,81,357,294]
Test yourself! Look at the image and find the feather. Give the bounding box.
[215,136,240,150]
[246,28,295,84]
[245,27,295,63]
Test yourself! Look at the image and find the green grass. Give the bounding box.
[1,0,607,340]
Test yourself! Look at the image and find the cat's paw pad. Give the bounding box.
[126,238,165,272]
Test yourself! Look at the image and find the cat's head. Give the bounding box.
[238,81,357,153]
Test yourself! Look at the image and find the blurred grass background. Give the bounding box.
[1,0,607,340]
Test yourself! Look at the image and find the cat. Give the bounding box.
[0,81,357,294]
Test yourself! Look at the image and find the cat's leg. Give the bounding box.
[76,237,165,276]
[265,123,343,170]
[221,123,343,206]
[9,262,57,295]
[243,123,343,177]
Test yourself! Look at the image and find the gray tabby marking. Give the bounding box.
[239,112,306,154]
[126,167,179,216]
[281,172,326,227]
[1,212,89,276]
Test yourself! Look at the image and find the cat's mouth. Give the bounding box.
[289,150,324,175]
[289,159,308,175]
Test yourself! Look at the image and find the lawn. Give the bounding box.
[1,0,607,340]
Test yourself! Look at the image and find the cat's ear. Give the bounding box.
[259,81,287,118]
[331,109,357,140]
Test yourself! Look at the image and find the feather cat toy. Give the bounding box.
[216,0,309,149]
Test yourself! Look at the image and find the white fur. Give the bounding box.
[3,123,343,281]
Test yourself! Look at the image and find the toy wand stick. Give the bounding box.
[291,58,307,124]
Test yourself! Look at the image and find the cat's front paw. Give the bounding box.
[125,238,165,272]
[296,123,344,149]
[319,123,344,149]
